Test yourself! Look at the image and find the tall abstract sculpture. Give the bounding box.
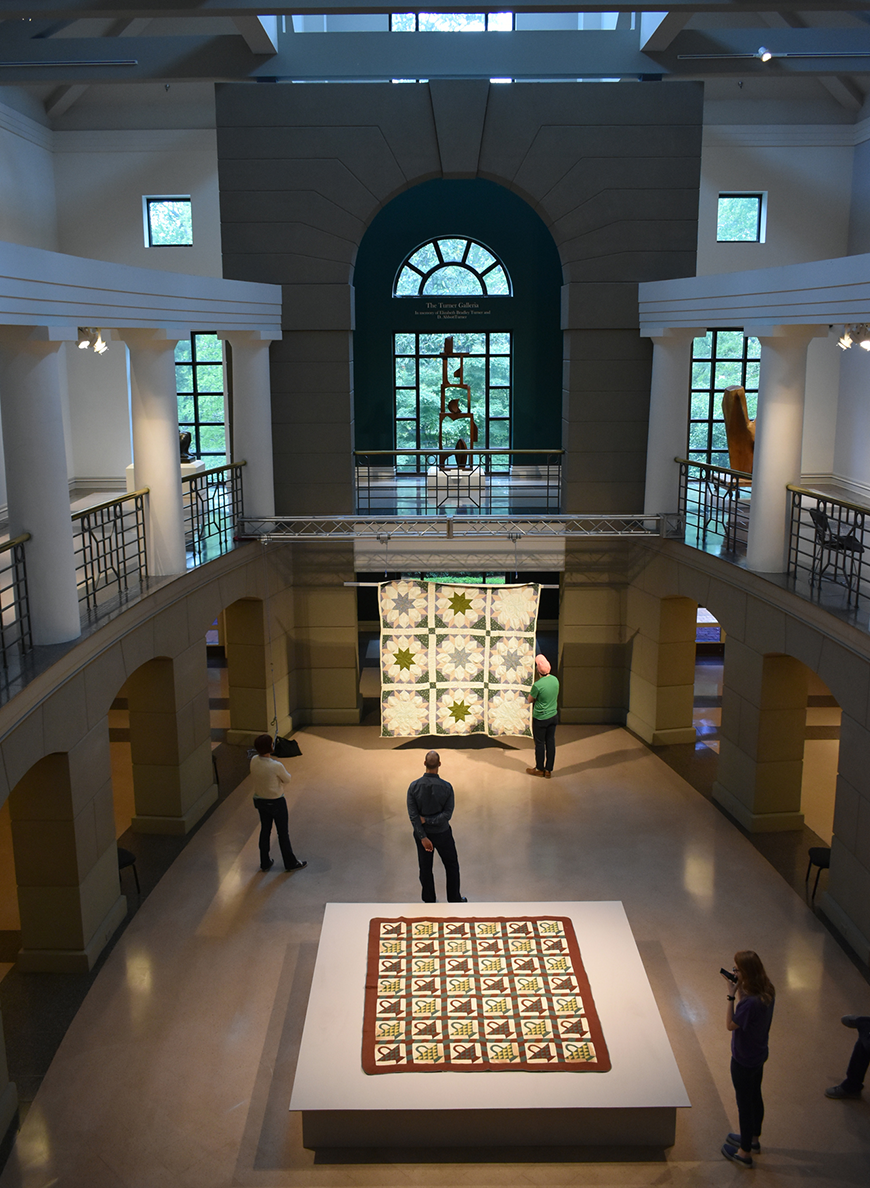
[438,336,479,471]
[722,384,755,475]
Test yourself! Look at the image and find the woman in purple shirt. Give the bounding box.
[721,950,775,1168]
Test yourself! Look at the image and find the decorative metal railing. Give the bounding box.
[0,533,32,667]
[788,486,867,607]
[237,514,672,542]
[677,457,752,554]
[72,490,149,611]
[353,449,563,515]
[182,462,245,563]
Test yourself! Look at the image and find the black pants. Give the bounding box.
[533,714,557,772]
[731,1058,765,1150]
[415,826,462,902]
[254,796,298,870]
[843,1018,870,1092]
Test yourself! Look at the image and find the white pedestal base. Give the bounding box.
[290,901,689,1149]
[426,465,485,508]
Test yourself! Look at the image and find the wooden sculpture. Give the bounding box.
[438,336,479,471]
[722,384,755,475]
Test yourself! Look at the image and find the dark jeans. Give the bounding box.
[533,714,557,772]
[842,1017,870,1093]
[731,1058,765,1150]
[415,825,461,902]
[253,796,298,870]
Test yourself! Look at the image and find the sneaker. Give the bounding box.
[842,1015,870,1036]
[260,858,274,872]
[727,1134,760,1153]
[286,860,308,872]
[721,1143,753,1167]
[825,1084,861,1099]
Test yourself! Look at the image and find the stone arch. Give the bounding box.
[626,592,698,746]
[7,745,124,972]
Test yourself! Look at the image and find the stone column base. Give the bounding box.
[132,782,217,836]
[0,1080,18,1144]
[626,713,696,746]
[816,892,870,969]
[16,895,127,973]
[712,781,805,833]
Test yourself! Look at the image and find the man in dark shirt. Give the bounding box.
[406,750,466,903]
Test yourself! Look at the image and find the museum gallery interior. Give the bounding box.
[1,3,870,1186]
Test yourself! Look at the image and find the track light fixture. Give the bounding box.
[837,324,870,351]
[77,327,109,355]
[758,46,772,62]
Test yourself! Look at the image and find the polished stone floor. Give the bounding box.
[1,712,869,1188]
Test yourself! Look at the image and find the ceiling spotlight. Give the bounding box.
[838,327,853,350]
[77,327,109,355]
[758,46,773,62]
[860,326,870,351]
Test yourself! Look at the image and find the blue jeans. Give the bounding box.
[415,826,462,902]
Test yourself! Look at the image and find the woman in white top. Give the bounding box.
[250,734,307,873]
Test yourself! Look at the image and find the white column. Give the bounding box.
[0,327,81,644]
[120,330,186,576]
[643,327,705,517]
[746,325,828,574]
[219,330,279,519]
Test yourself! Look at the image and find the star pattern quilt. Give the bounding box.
[362,915,611,1074]
[379,579,540,738]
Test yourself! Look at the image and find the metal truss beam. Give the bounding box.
[2,4,867,19]
[236,515,672,541]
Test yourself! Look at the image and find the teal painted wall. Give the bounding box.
[353,179,562,452]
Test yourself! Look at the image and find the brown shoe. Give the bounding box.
[526,767,545,777]
[544,770,552,778]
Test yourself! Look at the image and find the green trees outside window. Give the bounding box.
[146,197,193,246]
[717,193,764,243]
[175,332,227,466]
[689,330,760,467]
[395,331,511,470]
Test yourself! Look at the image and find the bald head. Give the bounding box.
[424,750,441,771]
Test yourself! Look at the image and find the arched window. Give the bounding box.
[394,237,511,297]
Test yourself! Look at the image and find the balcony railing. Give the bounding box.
[73,490,149,612]
[182,462,245,564]
[788,486,867,607]
[677,457,752,555]
[354,449,563,515]
[0,533,32,668]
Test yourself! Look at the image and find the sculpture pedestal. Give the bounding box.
[426,465,485,510]
[126,459,205,492]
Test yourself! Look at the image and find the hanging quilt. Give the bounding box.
[379,580,540,738]
[362,915,611,1074]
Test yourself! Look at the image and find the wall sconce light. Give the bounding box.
[77,327,109,355]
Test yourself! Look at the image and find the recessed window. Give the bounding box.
[145,196,193,247]
[717,193,765,243]
[394,237,511,297]
[175,333,227,466]
[390,13,514,32]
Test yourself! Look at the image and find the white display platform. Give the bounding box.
[290,901,689,1149]
[425,464,485,508]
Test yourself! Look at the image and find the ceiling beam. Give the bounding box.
[2,2,870,18]
[232,15,279,54]
[818,74,865,111]
[640,13,691,53]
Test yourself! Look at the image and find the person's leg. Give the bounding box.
[730,1059,757,1156]
[254,797,274,869]
[544,716,557,772]
[532,717,546,771]
[843,1036,870,1093]
[748,1064,764,1141]
[430,826,462,902]
[271,796,299,869]
[415,834,436,902]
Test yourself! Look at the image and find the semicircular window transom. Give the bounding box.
[394,236,512,297]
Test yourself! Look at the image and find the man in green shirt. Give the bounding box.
[526,654,559,778]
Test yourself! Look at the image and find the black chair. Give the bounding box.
[808,508,864,595]
[805,846,831,902]
[117,847,141,895]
